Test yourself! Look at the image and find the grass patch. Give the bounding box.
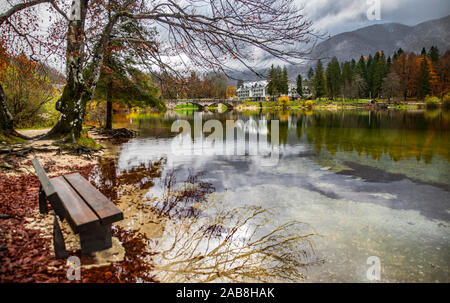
[52,128,102,152]
[77,128,102,150]
[0,133,26,144]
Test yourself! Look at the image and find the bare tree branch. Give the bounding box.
[0,0,51,26]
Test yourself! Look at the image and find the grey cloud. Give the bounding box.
[297,0,450,35]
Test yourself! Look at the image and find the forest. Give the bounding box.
[306,46,450,102]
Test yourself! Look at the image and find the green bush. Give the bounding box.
[304,100,313,108]
[425,95,440,108]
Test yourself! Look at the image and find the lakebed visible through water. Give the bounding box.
[88,109,449,282]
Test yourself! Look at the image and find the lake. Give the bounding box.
[89,109,450,282]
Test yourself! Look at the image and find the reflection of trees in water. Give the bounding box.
[90,158,321,282]
[152,205,321,282]
[294,110,450,163]
[114,110,449,163]
[151,169,214,219]
[89,157,164,201]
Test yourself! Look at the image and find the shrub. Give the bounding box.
[77,129,102,150]
[277,95,290,107]
[2,54,58,128]
[425,95,440,108]
[304,100,313,108]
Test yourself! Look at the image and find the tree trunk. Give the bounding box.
[0,83,14,132]
[42,0,88,141]
[105,78,113,130]
[42,0,118,141]
[43,83,90,140]
[0,83,29,139]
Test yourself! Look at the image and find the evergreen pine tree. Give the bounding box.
[417,57,432,99]
[281,66,289,94]
[341,61,353,99]
[428,46,440,62]
[386,56,392,72]
[296,74,303,98]
[267,65,277,97]
[421,47,427,56]
[366,54,374,98]
[275,66,283,95]
[313,60,326,99]
[373,51,387,98]
[326,57,341,99]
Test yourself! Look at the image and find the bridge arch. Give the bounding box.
[220,103,234,110]
[171,101,205,110]
[166,99,237,111]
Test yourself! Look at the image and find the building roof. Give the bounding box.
[238,80,268,90]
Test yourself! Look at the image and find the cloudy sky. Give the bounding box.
[300,0,450,36]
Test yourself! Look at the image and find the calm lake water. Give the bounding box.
[91,109,449,282]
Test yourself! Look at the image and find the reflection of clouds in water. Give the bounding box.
[220,183,450,282]
[110,110,450,282]
[117,129,312,176]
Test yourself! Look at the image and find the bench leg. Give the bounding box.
[53,215,68,259]
[79,224,112,254]
[38,185,48,214]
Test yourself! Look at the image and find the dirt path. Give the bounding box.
[16,128,51,138]
[1,129,104,176]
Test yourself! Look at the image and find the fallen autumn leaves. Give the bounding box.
[0,163,157,283]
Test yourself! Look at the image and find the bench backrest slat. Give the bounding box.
[32,158,56,197]
[63,173,123,225]
[49,176,100,233]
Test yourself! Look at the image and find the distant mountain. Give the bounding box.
[227,15,450,82]
[310,15,450,64]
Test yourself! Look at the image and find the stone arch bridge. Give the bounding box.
[165,99,242,111]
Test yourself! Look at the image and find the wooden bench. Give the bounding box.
[32,158,123,258]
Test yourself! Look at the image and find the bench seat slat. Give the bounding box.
[49,176,100,233]
[63,173,123,225]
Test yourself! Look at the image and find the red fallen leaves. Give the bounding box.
[78,226,158,283]
[0,163,158,283]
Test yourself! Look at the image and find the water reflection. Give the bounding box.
[116,109,450,164]
[89,157,321,282]
[97,109,449,282]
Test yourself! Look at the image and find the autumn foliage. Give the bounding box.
[0,163,157,283]
[391,48,450,100]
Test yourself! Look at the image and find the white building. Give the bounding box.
[288,82,299,99]
[236,80,268,100]
[236,80,311,100]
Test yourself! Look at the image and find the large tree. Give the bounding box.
[325,57,341,99]
[381,71,401,101]
[313,60,326,99]
[267,65,278,98]
[296,74,303,98]
[94,60,163,129]
[417,56,432,100]
[1,0,317,140]
[280,66,289,95]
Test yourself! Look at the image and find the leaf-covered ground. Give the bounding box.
[0,162,157,283]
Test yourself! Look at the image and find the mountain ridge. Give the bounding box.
[228,14,450,81]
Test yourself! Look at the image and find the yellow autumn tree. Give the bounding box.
[277,95,290,107]
[226,84,237,99]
